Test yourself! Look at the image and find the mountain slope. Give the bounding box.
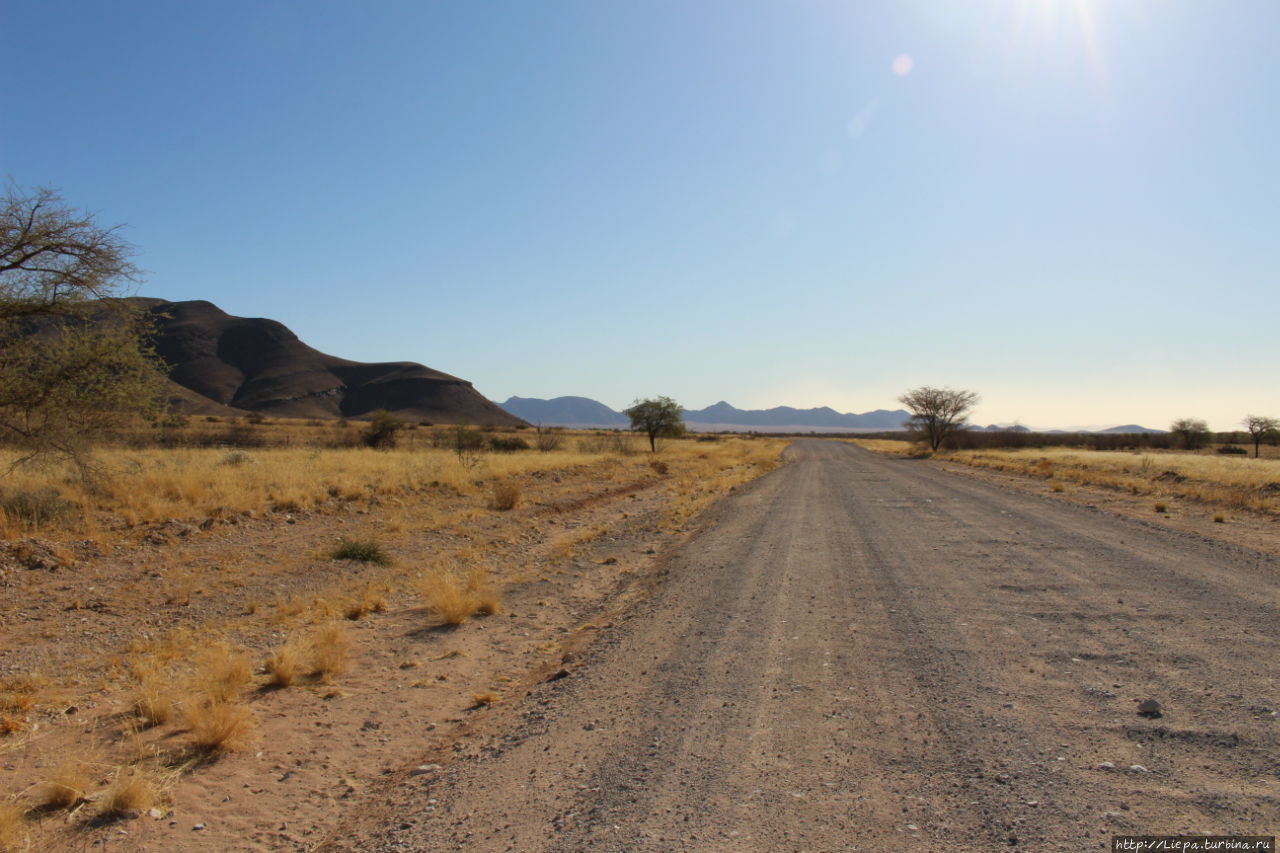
[134,298,523,425]
[500,396,628,427]
[499,396,910,432]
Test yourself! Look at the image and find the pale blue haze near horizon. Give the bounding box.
[3,0,1276,431]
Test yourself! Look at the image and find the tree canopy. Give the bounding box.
[0,184,164,474]
[624,396,685,452]
[1242,414,1279,458]
[899,386,980,452]
[1168,417,1211,451]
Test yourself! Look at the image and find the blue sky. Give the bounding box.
[3,0,1276,430]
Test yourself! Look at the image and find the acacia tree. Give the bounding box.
[1242,414,1279,458]
[624,396,685,452]
[899,386,980,451]
[0,184,164,474]
[1168,417,1211,451]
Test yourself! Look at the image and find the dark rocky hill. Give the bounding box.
[133,298,523,425]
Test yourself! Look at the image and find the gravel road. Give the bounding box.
[323,439,1279,852]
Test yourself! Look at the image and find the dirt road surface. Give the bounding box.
[320,439,1279,852]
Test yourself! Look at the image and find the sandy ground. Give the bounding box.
[314,440,1279,852]
[1,454,732,852]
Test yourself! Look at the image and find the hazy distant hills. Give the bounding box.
[133,298,523,425]
[500,397,910,432]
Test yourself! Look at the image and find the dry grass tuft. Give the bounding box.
[36,757,90,811]
[489,480,521,511]
[471,691,497,708]
[193,643,252,703]
[344,584,388,620]
[307,622,352,683]
[418,562,503,625]
[418,570,475,625]
[130,667,174,728]
[101,768,157,816]
[264,639,304,688]
[468,566,502,616]
[0,799,24,851]
[184,699,254,753]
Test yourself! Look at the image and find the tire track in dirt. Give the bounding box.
[323,439,1280,852]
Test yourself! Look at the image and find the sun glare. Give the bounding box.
[1012,0,1110,90]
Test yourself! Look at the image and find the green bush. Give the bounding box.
[329,539,391,565]
[489,437,530,453]
[363,409,406,449]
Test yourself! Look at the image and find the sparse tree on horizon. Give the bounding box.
[1169,417,1212,451]
[1242,414,1279,458]
[0,183,165,475]
[624,396,685,452]
[899,386,980,452]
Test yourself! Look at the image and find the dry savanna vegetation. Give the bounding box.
[855,437,1280,524]
[0,420,784,851]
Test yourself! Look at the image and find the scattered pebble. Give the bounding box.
[1137,698,1163,718]
[410,764,442,777]
[1098,762,1116,770]
[1128,764,1149,773]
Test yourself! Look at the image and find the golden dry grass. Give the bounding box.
[184,698,254,754]
[0,675,39,736]
[101,768,157,815]
[36,757,90,811]
[191,643,252,703]
[264,639,305,688]
[307,622,352,683]
[489,480,521,511]
[936,447,1280,514]
[0,799,23,852]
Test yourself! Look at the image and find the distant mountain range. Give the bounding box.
[500,397,910,432]
[132,298,523,425]
[501,397,1164,434]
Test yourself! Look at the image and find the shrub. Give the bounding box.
[452,425,484,452]
[1154,502,1168,513]
[534,425,563,452]
[363,409,406,449]
[648,460,669,475]
[489,436,530,452]
[1218,445,1248,455]
[330,538,391,565]
[0,489,73,527]
[489,481,521,511]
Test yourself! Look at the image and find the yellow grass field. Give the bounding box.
[0,425,787,850]
[854,439,1280,515]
